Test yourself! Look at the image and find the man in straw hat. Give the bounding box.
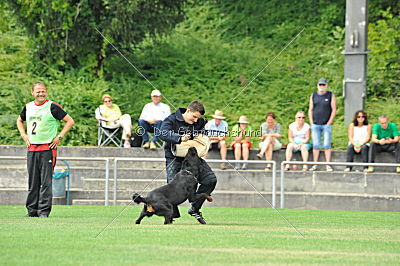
[205,110,228,169]
[159,101,217,224]
[231,116,253,170]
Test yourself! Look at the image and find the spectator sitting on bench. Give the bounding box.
[344,110,372,173]
[231,116,252,170]
[205,110,228,170]
[138,89,171,149]
[99,94,132,148]
[257,112,282,171]
[368,115,400,173]
[285,111,311,172]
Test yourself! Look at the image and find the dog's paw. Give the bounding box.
[205,195,213,202]
[135,220,141,224]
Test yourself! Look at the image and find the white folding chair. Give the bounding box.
[95,107,123,147]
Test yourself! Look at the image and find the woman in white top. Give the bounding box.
[285,111,311,171]
[345,110,372,172]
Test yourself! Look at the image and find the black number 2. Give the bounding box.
[31,122,37,135]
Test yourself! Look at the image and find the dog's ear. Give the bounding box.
[188,147,197,155]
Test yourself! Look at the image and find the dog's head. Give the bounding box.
[181,147,202,177]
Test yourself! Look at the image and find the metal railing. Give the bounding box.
[0,156,110,206]
[280,161,400,208]
[114,158,277,207]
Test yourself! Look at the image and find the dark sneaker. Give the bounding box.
[24,214,38,217]
[188,208,207,224]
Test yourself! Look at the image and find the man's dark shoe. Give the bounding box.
[25,214,38,217]
[188,208,207,224]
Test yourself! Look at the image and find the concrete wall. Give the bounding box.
[1,145,399,211]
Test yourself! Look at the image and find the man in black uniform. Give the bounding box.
[159,101,217,224]
[16,81,75,217]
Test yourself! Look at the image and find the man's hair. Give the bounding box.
[32,81,46,91]
[378,115,388,120]
[187,101,205,115]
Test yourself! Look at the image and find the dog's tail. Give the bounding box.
[132,193,147,204]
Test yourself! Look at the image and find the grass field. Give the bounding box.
[1,205,399,265]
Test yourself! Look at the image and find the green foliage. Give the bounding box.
[368,10,400,98]
[6,0,186,72]
[0,0,399,148]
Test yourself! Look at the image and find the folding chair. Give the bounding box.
[95,107,123,147]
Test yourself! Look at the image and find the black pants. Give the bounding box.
[166,157,217,217]
[369,142,400,163]
[346,144,369,169]
[26,150,56,216]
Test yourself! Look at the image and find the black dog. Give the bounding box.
[133,147,212,224]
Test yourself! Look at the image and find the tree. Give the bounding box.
[6,0,186,74]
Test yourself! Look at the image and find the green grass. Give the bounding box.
[1,206,399,265]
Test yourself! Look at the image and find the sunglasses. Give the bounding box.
[357,116,365,118]
[297,117,305,119]
[318,84,327,86]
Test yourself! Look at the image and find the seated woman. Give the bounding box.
[285,111,311,171]
[344,110,371,172]
[231,116,252,170]
[257,112,282,171]
[97,94,132,148]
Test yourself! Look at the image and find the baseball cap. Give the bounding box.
[318,78,328,85]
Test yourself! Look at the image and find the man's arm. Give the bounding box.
[16,115,30,147]
[308,95,314,125]
[159,118,182,144]
[327,94,337,125]
[50,115,75,149]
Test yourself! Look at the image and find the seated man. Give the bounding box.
[368,115,400,173]
[205,110,228,170]
[138,90,171,149]
[98,94,132,148]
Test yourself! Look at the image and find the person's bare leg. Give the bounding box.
[220,140,227,161]
[301,145,309,162]
[324,149,331,162]
[301,145,309,171]
[313,149,320,162]
[285,143,294,161]
[266,139,275,161]
[242,143,249,161]
[234,143,242,160]
[258,137,271,157]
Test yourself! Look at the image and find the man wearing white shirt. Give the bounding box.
[138,90,171,149]
[205,110,228,169]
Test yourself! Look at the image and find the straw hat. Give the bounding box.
[211,110,226,119]
[238,116,249,124]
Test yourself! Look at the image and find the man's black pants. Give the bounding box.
[26,150,55,217]
[166,157,217,218]
[369,142,400,163]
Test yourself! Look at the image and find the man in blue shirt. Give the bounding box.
[205,110,228,169]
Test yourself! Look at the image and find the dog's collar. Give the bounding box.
[184,170,198,182]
